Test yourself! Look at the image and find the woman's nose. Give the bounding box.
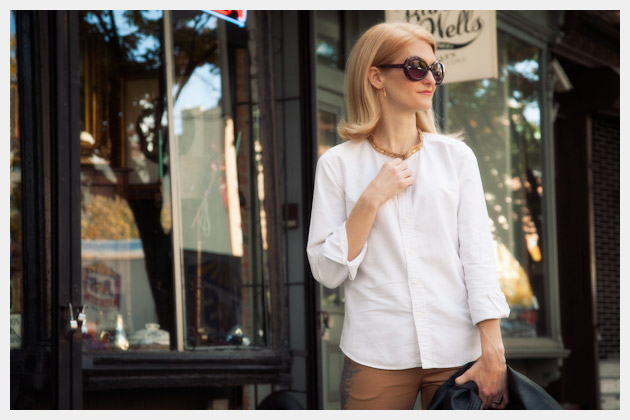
[422,70,437,87]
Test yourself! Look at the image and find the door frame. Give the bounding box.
[10,10,83,409]
[49,10,83,409]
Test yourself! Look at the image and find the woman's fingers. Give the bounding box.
[497,391,509,409]
[373,159,414,199]
[490,390,509,409]
[480,390,495,409]
[461,365,507,409]
[484,381,506,409]
[487,371,509,409]
[454,372,470,386]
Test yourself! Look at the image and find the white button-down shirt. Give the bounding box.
[306,132,510,370]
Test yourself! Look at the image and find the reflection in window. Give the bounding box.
[10,10,23,350]
[315,11,344,70]
[317,109,338,157]
[169,11,269,349]
[316,108,344,308]
[79,10,174,351]
[446,32,546,337]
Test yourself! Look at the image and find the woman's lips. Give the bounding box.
[420,91,433,95]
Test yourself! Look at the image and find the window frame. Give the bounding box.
[10,10,57,408]
[496,13,566,359]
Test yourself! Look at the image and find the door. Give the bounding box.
[10,10,83,410]
[52,10,83,409]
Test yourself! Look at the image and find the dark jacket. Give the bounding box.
[428,361,562,410]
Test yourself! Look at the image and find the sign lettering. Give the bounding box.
[386,10,498,84]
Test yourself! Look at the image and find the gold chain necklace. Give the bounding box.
[367,130,424,160]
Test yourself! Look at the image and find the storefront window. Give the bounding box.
[168,11,269,349]
[79,10,174,351]
[446,32,547,338]
[10,10,23,350]
[78,10,269,352]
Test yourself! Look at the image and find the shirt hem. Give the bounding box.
[339,344,423,370]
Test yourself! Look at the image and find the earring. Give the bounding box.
[383,88,387,97]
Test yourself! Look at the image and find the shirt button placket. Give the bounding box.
[404,187,428,361]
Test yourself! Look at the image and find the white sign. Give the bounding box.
[385,10,498,84]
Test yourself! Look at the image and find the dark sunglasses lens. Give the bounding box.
[432,63,444,84]
[407,57,428,69]
[406,57,428,80]
[407,67,428,80]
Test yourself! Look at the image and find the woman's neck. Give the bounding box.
[371,111,419,154]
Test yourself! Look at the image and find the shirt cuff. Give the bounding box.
[321,221,368,281]
[468,290,511,325]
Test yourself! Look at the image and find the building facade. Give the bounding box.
[10,10,619,409]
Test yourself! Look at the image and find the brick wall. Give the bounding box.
[591,113,620,360]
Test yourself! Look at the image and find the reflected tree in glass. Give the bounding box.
[446,32,546,337]
[169,11,265,349]
[79,10,175,349]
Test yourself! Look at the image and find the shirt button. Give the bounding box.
[404,217,410,223]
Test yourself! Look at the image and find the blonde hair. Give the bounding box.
[337,21,457,141]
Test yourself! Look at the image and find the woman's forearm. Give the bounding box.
[457,318,508,409]
[346,190,380,261]
[477,319,506,363]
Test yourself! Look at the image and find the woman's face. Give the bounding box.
[376,38,438,113]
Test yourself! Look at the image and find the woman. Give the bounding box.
[306,21,511,410]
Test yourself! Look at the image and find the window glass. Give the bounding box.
[79,10,175,350]
[446,32,547,338]
[168,11,269,349]
[10,10,23,350]
[316,10,343,70]
[317,109,338,156]
[78,10,269,352]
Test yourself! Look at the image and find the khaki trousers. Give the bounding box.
[340,355,461,410]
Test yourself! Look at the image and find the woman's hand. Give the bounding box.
[455,319,509,409]
[454,353,508,409]
[363,158,414,207]
[346,158,410,261]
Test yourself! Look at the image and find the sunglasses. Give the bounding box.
[377,56,445,85]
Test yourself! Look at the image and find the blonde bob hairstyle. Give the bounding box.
[337,21,452,141]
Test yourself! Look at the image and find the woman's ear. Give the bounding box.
[367,67,384,90]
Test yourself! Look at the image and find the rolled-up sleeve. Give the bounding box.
[306,151,368,289]
[456,145,510,325]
